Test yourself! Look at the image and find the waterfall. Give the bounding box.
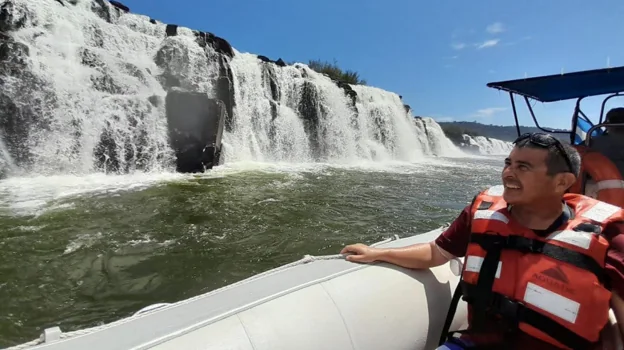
[461,134,513,155]
[0,0,464,177]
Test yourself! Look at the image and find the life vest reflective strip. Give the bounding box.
[455,186,624,349]
[571,145,624,208]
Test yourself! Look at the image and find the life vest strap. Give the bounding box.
[462,282,594,350]
[469,233,605,283]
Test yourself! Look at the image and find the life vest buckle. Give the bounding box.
[491,294,522,328]
[507,236,543,253]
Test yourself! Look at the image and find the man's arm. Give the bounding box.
[603,222,624,341]
[610,290,624,342]
[370,241,452,269]
[340,205,472,269]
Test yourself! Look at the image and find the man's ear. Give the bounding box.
[557,173,578,193]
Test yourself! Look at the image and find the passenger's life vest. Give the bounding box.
[446,185,624,349]
[570,145,624,208]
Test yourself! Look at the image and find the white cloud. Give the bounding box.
[476,39,500,49]
[451,42,467,50]
[473,107,507,118]
[486,22,505,34]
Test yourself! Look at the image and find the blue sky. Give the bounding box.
[123,0,624,130]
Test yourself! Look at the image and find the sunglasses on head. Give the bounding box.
[512,132,573,173]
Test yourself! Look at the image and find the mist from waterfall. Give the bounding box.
[0,0,465,179]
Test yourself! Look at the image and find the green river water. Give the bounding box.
[0,156,502,347]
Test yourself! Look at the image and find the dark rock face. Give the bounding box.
[193,30,234,58]
[0,30,56,169]
[215,56,235,131]
[91,0,112,23]
[165,24,177,37]
[336,81,357,108]
[165,90,225,172]
[92,108,156,173]
[109,1,129,12]
[256,54,288,68]
[0,0,28,33]
[298,81,322,158]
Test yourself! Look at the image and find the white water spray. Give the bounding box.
[0,0,464,179]
[461,134,513,155]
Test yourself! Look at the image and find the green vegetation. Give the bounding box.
[307,59,367,85]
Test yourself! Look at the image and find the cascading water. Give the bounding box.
[461,134,513,155]
[223,53,464,164]
[0,0,180,177]
[0,0,466,179]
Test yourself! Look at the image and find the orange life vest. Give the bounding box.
[570,145,624,208]
[457,185,624,349]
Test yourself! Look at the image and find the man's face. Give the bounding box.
[501,146,560,205]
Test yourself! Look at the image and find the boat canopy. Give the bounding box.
[486,65,624,144]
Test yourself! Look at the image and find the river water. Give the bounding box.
[0,155,502,347]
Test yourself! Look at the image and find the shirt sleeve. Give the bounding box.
[434,204,473,258]
[603,221,624,296]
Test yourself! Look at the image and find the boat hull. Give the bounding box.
[11,228,469,350]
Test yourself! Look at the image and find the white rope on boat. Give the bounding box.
[5,234,402,350]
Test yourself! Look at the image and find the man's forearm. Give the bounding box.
[374,241,450,269]
[611,290,624,344]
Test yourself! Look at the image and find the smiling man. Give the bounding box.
[341,132,624,349]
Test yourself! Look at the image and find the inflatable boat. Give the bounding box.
[7,227,470,350]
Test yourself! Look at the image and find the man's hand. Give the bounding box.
[340,243,381,263]
[610,289,624,345]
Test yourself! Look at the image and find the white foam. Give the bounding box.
[1,0,463,176]
[461,134,513,155]
[0,171,185,216]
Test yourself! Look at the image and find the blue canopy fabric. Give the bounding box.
[487,66,624,102]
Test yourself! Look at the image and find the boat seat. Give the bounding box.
[581,134,624,202]
[587,132,624,178]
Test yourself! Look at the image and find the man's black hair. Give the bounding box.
[514,137,581,178]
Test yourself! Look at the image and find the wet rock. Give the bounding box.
[298,81,322,158]
[165,24,177,37]
[257,55,271,63]
[262,64,280,102]
[257,55,288,68]
[0,33,41,167]
[109,1,129,13]
[193,31,234,58]
[165,90,225,172]
[0,1,28,33]
[336,80,357,108]
[148,95,161,107]
[215,56,235,131]
[91,0,112,23]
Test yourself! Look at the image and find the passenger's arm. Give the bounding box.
[603,222,624,343]
[610,290,624,342]
[340,205,472,269]
[372,241,452,269]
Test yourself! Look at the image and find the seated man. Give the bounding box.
[583,108,624,198]
[341,133,624,349]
